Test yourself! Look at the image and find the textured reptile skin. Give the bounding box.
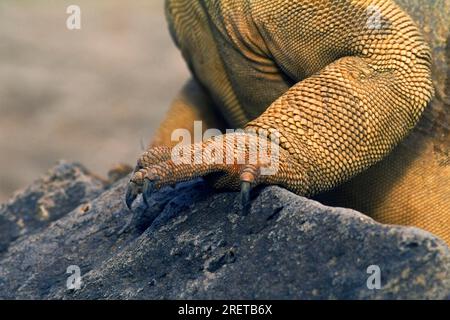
[316,0,450,244]
[128,0,449,244]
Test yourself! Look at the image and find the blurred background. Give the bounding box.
[0,0,189,202]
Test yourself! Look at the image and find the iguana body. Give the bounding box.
[126,0,450,244]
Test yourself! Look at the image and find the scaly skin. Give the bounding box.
[126,0,450,244]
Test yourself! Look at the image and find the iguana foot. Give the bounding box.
[124,132,303,213]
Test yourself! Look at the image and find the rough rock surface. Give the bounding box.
[0,161,105,254]
[0,162,449,299]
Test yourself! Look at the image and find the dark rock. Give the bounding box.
[0,163,449,299]
[0,161,105,254]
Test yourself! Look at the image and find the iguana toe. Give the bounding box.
[125,181,140,210]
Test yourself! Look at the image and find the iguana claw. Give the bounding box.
[125,168,159,210]
[240,181,251,215]
[239,166,258,215]
[125,181,140,210]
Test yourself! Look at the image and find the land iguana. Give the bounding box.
[125,0,450,244]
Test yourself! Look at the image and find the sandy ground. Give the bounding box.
[0,0,190,202]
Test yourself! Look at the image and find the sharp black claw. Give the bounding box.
[125,182,139,210]
[240,181,251,216]
[142,178,156,208]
